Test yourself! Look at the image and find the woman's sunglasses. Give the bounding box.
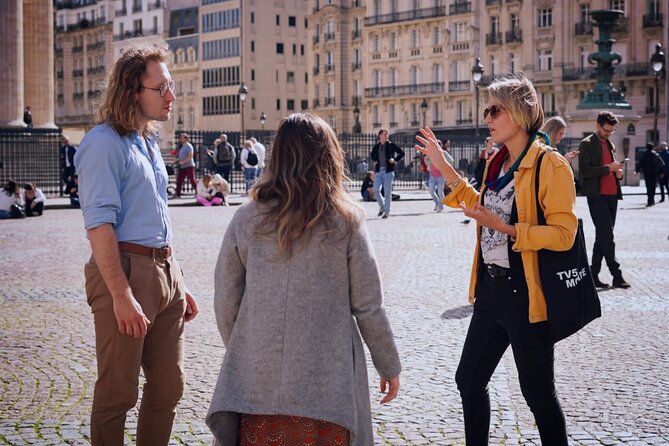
[483,104,504,120]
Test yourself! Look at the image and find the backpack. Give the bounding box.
[246,150,258,166]
[217,144,232,164]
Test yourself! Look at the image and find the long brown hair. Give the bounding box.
[97,45,169,136]
[251,113,360,255]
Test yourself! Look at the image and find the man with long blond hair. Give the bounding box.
[74,44,199,446]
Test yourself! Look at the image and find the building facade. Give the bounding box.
[55,0,115,139]
[198,0,310,136]
[308,0,666,152]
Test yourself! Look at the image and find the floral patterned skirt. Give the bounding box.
[239,414,350,446]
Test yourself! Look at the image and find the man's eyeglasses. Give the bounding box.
[141,80,175,97]
[483,104,505,120]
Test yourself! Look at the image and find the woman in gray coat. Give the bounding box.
[207,113,402,446]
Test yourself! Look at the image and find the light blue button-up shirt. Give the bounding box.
[75,123,172,248]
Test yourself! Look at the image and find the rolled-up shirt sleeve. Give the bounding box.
[75,128,125,230]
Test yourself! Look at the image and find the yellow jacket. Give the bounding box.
[444,140,577,323]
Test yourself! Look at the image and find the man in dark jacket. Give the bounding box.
[658,141,669,202]
[370,128,404,218]
[636,142,665,207]
[60,135,77,195]
[578,111,629,289]
[213,133,236,182]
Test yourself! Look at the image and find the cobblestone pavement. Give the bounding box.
[1,191,668,445]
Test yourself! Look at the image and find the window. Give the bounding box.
[489,55,497,75]
[537,49,553,71]
[411,103,418,125]
[454,22,468,42]
[537,9,553,27]
[609,0,625,12]
[288,16,296,27]
[579,47,586,69]
[389,32,397,50]
[410,66,419,85]
[649,0,659,16]
[202,95,240,115]
[411,29,420,48]
[301,100,308,110]
[287,99,295,110]
[287,71,295,83]
[292,44,297,55]
[251,41,255,52]
[251,69,255,81]
[433,26,441,45]
[300,44,304,55]
[202,9,240,33]
[305,72,308,83]
[491,15,499,34]
[432,64,441,83]
[389,68,397,87]
[276,99,281,110]
[541,92,555,113]
[509,53,516,73]
[250,12,254,23]
[580,4,590,23]
[373,70,381,88]
[372,105,379,126]
[276,15,280,26]
[389,104,396,124]
[276,43,284,54]
[510,13,520,31]
[202,38,240,60]
[373,34,380,52]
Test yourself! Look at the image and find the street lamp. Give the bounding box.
[471,57,484,138]
[420,98,428,127]
[353,97,361,133]
[177,114,183,131]
[650,43,665,144]
[260,111,267,131]
[238,81,248,143]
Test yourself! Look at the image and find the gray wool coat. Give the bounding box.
[206,201,402,446]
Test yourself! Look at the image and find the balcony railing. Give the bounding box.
[147,0,162,11]
[113,30,148,41]
[364,82,445,98]
[87,42,105,51]
[313,66,320,75]
[56,0,98,9]
[87,66,106,75]
[324,32,335,41]
[352,29,361,40]
[324,64,335,73]
[562,63,653,81]
[449,80,471,92]
[352,61,362,71]
[486,0,501,5]
[312,35,319,44]
[449,2,472,15]
[115,8,127,17]
[365,6,445,26]
[410,120,420,126]
[72,45,84,53]
[456,118,473,125]
[132,4,142,13]
[485,32,502,45]
[643,13,663,28]
[432,120,443,126]
[73,92,85,100]
[389,121,398,128]
[72,69,84,77]
[646,106,659,114]
[505,29,522,43]
[575,22,593,35]
[312,99,320,108]
[324,97,335,106]
[56,71,63,79]
[87,89,101,98]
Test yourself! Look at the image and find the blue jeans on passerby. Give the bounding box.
[428,175,445,211]
[244,167,257,193]
[373,168,394,215]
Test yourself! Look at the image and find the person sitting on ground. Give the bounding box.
[196,174,223,207]
[361,170,375,202]
[68,175,80,208]
[22,183,46,217]
[211,173,230,206]
[0,180,24,219]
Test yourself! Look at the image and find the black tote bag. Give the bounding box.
[535,152,601,343]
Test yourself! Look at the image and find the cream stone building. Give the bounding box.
[308,0,666,155]
[198,0,310,135]
[54,0,115,141]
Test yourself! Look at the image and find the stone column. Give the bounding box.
[0,0,25,127]
[24,0,56,128]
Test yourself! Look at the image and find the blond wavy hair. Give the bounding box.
[97,45,169,136]
[542,116,567,147]
[487,74,544,134]
[251,113,360,255]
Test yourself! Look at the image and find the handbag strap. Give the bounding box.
[534,150,547,226]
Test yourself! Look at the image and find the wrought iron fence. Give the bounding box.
[0,127,62,196]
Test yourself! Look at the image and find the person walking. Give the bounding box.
[175,133,197,197]
[636,142,665,207]
[658,142,669,202]
[416,74,576,445]
[213,134,236,182]
[578,111,630,289]
[207,113,401,446]
[60,135,77,195]
[370,128,404,218]
[74,45,199,446]
[250,137,266,178]
[240,140,258,194]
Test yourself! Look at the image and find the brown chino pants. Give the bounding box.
[84,251,186,446]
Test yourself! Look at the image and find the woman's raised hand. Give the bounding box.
[415,127,448,169]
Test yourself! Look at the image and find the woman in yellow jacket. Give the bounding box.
[416,75,577,445]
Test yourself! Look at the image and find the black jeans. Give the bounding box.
[456,271,567,446]
[586,195,621,277]
[644,174,657,206]
[659,174,667,201]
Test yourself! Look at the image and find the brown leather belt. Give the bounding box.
[119,242,172,260]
